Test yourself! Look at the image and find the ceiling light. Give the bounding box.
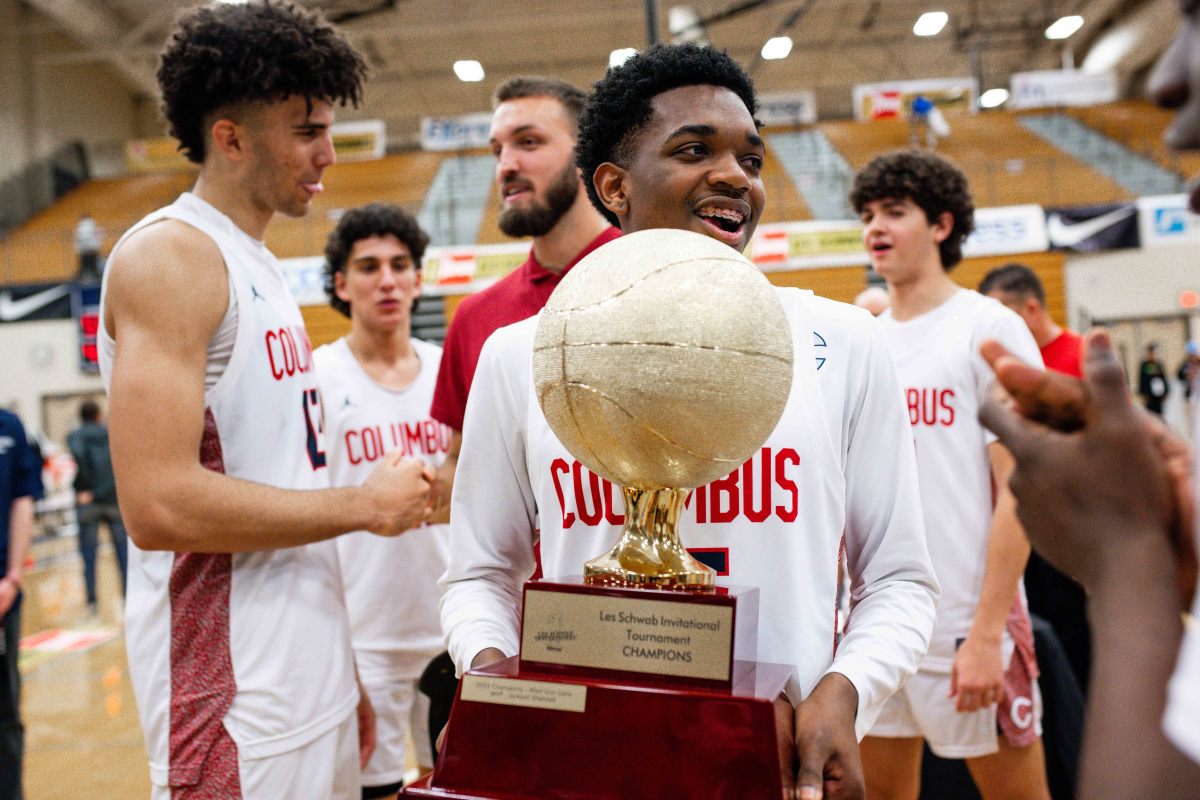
[609,48,637,68]
[453,60,485,82]
[761,36,793,61]
[1045,15,1084,40]
[979,88,1009,108]
[913,11,948,37]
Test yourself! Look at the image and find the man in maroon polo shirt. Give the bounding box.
[430,76,619,511]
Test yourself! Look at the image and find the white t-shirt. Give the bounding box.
[441,287,939,739]
[314,337,451,681]
[100,193,357,785]
[1164,408,1200,765]
[878,288,1043,669]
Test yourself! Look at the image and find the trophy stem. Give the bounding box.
[583,486,715,590]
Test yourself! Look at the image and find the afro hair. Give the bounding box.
[324,203,430,319]
[576,43,757,227]
[849,150,975,270]
[158,0,367,164]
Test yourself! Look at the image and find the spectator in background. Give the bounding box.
[1179,341,1199,400]
[75,213,101,283]
[0,407,44,800]
[853,285,890,317]
[1139,342,1171,416]
[67,400,126,617]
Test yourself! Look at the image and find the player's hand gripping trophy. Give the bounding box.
[533,228,793,589]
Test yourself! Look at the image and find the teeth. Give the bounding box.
[697,208,744,223]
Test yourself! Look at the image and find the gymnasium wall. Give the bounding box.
[0,318,104,439]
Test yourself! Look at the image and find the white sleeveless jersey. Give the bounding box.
[441,288,939,739]
[878,289,1043,669]
[314,337,451,680]
[99,193,357,786]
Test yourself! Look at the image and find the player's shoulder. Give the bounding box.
[411,337,444,359]
[484,314,538,354]
[795,290,879,350]
[312,339,346,370]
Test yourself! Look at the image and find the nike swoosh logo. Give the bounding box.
[1046,206,1136,248]
[0,285,71,322]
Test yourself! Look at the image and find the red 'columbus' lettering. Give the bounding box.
[265,326,315,381]
[905,387,955,427]
[550,447,801,529]
[344,419,452,464]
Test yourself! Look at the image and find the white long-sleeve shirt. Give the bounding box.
[441,287,939,738]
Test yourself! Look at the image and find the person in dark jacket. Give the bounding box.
[67,400,126,616]
[1138,343,1171,416]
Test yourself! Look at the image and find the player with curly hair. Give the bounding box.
[851,150,1051,800]
[441,43,939,799]
[314,204,447,798]
[98,4,434,798]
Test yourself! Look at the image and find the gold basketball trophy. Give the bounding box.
[405,229,797,799]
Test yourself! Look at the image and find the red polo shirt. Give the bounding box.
[431,226,621,431]
[1040,328,1084,378]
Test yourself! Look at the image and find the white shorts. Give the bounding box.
[869,665,1043,760]
[152,712,360,800]
[362,675,433,787]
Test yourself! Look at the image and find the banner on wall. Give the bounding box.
[758,91,819,126]
[420,113,493,152]
[331,120,386,161]
[963,205,1049,257]
[1137,194,1200,248]
[1009,70,1118,110]
[1046,202,1139,252]
[852,77,978,121]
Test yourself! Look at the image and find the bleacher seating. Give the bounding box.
[1064,99,1200,184]
[820,111,1134,209]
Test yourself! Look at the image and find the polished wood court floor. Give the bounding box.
[21,531,150,798]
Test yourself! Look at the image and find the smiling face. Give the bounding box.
[593,85,765,251]
[490,95,582,237]
[242,95,337,219]
[859,197,952,286]
[334,234,420,333]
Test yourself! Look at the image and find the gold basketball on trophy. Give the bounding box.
[533,228,793,588]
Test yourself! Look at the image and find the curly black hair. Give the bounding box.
[849,150,975,270]
[324,203,430,319]
[576,43,758,227]
[158,1,367,164]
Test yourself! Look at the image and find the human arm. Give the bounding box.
[67,430,94,502]
[105,222,432,553]
[438,326,539,675]
[950,442,1027,712]
[826,316,940,741]
[428,430,460,526]
[355,675,376,769]
[980,330,1200,798]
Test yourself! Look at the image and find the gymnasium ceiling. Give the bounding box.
[23,0,1183,147]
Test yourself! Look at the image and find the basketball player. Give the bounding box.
[441,43,938,800]
[430,76,618,519]
[314,204,450,798]
[850,151,1051,800]
[99,4,433,798]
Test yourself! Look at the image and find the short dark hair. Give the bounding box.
[158,1,367,164]
[324,204,430,318]
[576,43,758,227]
[849,150,975,269]
[492,76,588,133]
[978,262,1046,305]
[80,400,101,423]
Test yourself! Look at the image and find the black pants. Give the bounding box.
[0,604,24,800]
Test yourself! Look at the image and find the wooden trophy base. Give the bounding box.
[402,655,792,800]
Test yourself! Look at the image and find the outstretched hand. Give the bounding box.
[979,330,1195,598]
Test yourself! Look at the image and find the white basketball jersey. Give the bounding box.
[878,288,1043,668]
[99,193,357,785]
[442,288,939,739]
[314,337,451,680]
